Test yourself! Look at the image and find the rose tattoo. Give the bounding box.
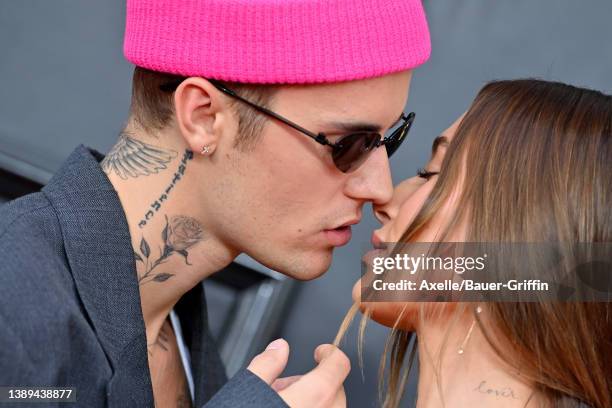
[135,215,205,285]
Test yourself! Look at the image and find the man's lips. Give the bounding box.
[337,218,361,229]
[324,225,353,246]
[323,218,359,247]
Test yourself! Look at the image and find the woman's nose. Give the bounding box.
[373,176,421,225]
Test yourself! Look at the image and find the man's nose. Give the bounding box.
[344,147,393,205]
[373,202,393,225]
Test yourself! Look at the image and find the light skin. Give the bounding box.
[102,70,412,406]
[353,116,545,407]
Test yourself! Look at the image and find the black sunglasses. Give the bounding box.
[160,79,414,173]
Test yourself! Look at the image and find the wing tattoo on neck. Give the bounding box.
[102,132,178,179]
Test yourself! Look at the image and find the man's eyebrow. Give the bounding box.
[431,135,450,154]
[322,113,404,134]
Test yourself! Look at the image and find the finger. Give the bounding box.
[280,344,350,406]
[271,375,302,392]
[247,338,290,385]
[331,386,347,408]
[308,344,351,388]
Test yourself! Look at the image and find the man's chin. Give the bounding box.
[284,261,332,281]
[264,249,334,281]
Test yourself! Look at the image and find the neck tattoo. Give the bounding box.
[135,214,205,286]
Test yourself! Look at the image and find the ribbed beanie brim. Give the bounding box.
[124,0,431,84]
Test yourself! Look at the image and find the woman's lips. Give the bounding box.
[371,232,385,248]
[324,226,352,246]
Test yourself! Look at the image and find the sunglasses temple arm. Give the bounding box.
[209,80,333,147]
[382,112,415,144]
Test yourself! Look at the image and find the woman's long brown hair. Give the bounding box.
[339,79,612,407]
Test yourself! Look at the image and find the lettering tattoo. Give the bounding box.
[138,149,194,228]
[101,131,177,180]
[473,380,520,400]
[135,214,206,286]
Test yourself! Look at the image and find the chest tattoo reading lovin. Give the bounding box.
[135,214,206,286]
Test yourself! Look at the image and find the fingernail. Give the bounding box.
[266,338,285,351]
[315,344,332,361]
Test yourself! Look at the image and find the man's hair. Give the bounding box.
[128,67,277,150]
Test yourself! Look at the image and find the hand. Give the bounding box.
[247,339,350,408]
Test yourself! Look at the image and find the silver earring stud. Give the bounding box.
[200,145,211,155]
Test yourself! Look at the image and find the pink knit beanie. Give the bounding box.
[123,0,431,84]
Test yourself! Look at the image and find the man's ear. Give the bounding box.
[173,77,230,155]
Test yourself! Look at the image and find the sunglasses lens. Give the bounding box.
[385,112,414,157]
[332,133,381,172]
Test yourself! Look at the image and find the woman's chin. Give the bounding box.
[363,302,418,332]
[353,278,417,331]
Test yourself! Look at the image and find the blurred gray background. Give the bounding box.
[1,1,611,407]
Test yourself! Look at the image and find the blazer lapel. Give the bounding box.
[175,281,228,407]
[42,145,154,407]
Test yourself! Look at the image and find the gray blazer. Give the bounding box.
[0,145,287,408]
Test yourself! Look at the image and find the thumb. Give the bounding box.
[247,338,290,385]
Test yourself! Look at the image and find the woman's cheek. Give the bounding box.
[362,301,418,331]
[388,180,437,241]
